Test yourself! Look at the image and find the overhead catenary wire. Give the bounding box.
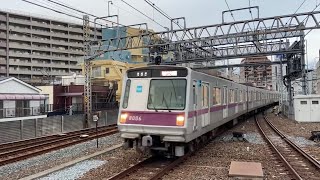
[120,0,167,29]
[21,0,107,27]
[305,1,320,36]
[224,0,241,33]
[22,0,138,37]
[285,0,307,26]
[144,0,172,20]
[43,0,127,27]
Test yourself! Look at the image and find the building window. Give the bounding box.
[105,68,109,74]
[300,101,307,105]
[312,101,319,104]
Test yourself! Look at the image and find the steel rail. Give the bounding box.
[0,125,117,152]
[264,116,320,169]
[255,115,302,180]
[0,127,118,166]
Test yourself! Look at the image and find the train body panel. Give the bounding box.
[117,65,279,156]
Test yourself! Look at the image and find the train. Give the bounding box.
[117,65,279,157]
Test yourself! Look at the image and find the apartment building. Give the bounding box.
[240,56,273,89]
[0,10,102,85]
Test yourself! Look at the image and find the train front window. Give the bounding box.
[148,79,186,110]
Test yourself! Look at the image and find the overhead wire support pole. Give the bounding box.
[83,15,92,128]
[300,32,307,95]
[222,6,259,23]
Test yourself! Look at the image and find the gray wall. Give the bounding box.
[0,109,118,144]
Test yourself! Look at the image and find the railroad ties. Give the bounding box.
[0,125,118,166]
[255,114,320,180]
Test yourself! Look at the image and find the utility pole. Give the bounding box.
[108,1,113,16]
[83,15,92,128]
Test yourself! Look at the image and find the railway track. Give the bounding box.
[0,125,118,166]
[255,114,320,180]
[108,152,191,180]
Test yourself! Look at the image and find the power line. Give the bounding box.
[224,0,240,32]
[43,0,125,26]
[120,0,167,29]
[305,1,320,36]
[21,0,107,27]
[285,0,307,25]
[144,0,172,20]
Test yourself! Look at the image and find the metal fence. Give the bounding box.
[0,109,119,144]
[0,102,118,119]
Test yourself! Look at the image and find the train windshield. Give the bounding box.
[148,79,187,110]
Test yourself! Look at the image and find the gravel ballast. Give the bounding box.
[39,160,106,180]
[0,133,122,180]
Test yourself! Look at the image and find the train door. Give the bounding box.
[223,86,228,119]
[192,80,198,131]
[201,83,210,127]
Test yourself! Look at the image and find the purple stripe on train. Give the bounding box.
[187,102,244,118]
[121,111,182,126]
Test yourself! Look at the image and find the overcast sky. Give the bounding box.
[1,0,320,69]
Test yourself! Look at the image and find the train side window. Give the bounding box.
[122,79,131,109]
[202,83,209,107]
[212,87,221,105]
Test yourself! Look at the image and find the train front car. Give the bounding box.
[118,66,189,157]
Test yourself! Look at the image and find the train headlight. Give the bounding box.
[176,115,185,126]
[120,113,128,124]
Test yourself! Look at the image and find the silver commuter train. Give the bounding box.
[118,65,279,156]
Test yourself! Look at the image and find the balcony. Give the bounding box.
[50,39,70,46]
[9,35,33,42]
[0,69,7,74]
[30,29,51,37]
[51,32,69,39]
[9,69,34,75]
[69,42,84,48]
[0,51,7,56]
[68,27,83,33]
[51,55,70,61]
[9,27,30,34]
[0,25,7,31]
[9,43,31,50]
[69,35,83,41]
[0,59,6,65]
[50,24,69,31]
[30,45,51,52]
[9,61,31,66]
[69,49,84,55]
[9,52,31,58]
[9,18,31,25]
[0,41,6,48]
[30,21,50,29]
[30,54,52,60]
[31,38,51,44]
[0,16,7,22]
[0,33,6,39]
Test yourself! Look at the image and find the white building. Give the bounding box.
[316,61,320,94]
[0,77,47,119]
